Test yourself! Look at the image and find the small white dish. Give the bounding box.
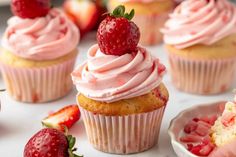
[168,101,226,157]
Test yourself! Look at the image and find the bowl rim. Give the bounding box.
[168,101,226,157]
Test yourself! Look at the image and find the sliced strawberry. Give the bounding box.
[184,120,198,134]
[199,143,215,156]
[42,105,80,132]
[197,120,211,128]
[180,134,203,143]
[195,122,210,136]
[190,144,202,156]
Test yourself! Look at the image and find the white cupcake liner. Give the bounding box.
[133,13,170,46]
[168,53,236,94]
[0,57,76,103]
[79,105,166,154]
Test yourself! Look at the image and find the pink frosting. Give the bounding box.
[162,0,236,49]
[2,9,79,61]
[71,44,166,103]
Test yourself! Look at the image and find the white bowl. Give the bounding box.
[168,101,226,157]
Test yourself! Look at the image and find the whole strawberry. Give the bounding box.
[11,0,51,19]
[97,5,140,56]
[24,128,82,157]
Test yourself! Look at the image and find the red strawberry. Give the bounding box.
[63,0,99,37]
[180,134,203,143]
[97,5,140,56]
[11,0,51,19]
[24,128,82,157]
[184,120,198,134]
[42,105,80,132]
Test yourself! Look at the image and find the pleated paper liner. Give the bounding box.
[79,105,166,154]
[0,57,76,103]
[168,53,236,94]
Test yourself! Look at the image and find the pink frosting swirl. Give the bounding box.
[162,0,236,49]
[2,9,79,61]
[71,44,166,103]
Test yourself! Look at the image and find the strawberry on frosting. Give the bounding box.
[72,5,166,103]
[162,0,236,49]
[2,9,80,61]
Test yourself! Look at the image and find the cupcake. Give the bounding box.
[0,0,80,102]
[71,5,169,154]
[209,97,236,156]
[107,0,175,46]
[162,0,236,94]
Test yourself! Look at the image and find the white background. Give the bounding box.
[0,4,235,157]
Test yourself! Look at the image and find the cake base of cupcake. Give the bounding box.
[79,106,165,154]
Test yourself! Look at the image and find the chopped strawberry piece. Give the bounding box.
[193,117,199,122]
[180,115,218,157]
[42,105,81,132]
[187,144,193,150]
[195,122,210,136]
[190,145,202,156]
[199,143,214,156]
[202,136,211,145]
[199,116,211,124]
[180,134,203,143]
[197,120,211,128]
[184,120,198,134]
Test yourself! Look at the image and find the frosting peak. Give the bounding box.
[72,44,166,103]
[2,9,79,61]
[162,0,236,49]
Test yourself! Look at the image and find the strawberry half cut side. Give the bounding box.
[42,105,81,132]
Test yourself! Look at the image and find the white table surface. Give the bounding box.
[0,6,235,157]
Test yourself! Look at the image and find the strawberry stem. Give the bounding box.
[111,5,135,20]
[67,135,83,157]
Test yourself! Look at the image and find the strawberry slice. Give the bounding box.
[42,105,81,131]
[184,120,198,134]
[180,134,203,143]
[195,122,210,136]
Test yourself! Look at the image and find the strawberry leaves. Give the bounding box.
[111,5,134,20]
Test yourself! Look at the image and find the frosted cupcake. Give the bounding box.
[108,0,175,46]
[162,0,236,94]
[0,1,80,102]
[72,6,169,154]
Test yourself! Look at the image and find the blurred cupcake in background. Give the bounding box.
[0,0,80,102]
[162,0,236,95]
[108,0,175,46]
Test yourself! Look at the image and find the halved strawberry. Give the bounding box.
[42,105,80,132]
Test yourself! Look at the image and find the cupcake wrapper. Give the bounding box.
[133,12,170,46]
[168,53,236,94]
[79,106,166,154]
[0,58,76,103]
